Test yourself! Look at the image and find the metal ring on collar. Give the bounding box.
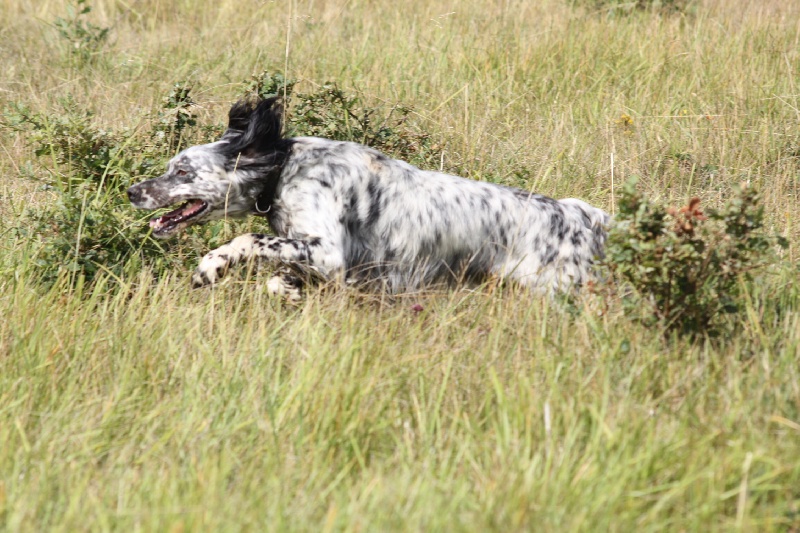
[255,199,271,214]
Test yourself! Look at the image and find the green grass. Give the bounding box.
[1,0,799,530]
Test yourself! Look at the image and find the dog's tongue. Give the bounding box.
[150,199,205,228]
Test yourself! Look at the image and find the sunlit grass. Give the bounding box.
[0,0,799,530]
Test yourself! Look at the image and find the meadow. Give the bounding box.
[0,0,799,530]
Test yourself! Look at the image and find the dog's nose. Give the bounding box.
[127,186,141,204]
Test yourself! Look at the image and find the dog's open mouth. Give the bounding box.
[149,199,209,236]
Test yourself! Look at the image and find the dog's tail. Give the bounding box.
[221,96,284,156]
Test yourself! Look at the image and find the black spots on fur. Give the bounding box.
[282,273,304,289]
[319,180,332,188]
[268,241,282,251]
[429,194,441,210]
[296,245,310,263]
[398,167,415,183]
[513,188,560,209]
[543,244,558,266]
[513,189,534,202]
[570,231,584,247]
[535,194,561,208]
[301,146,340,166]
[344,217,360,242]
[308,236,322,247]
[347,191,360,213]
[551,214,568,241]
[366,179,383,226]
[498,226,508,246]
[328,163,350,179]
[218,254,229,261]
[194,271,210,288]
[591,223,607,259]
[577,207,593,228]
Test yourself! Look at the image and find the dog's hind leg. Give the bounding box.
[191,233,343,288]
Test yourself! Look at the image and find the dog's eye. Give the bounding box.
[175,169,188,176]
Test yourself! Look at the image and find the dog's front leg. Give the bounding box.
[191,233,342,288]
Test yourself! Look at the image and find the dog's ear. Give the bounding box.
[221,97,284,156]
[223,99,258,137]
[246,97,284,152]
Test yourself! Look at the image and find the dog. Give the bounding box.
[127,96,609,297]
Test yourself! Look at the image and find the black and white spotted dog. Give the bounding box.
[128,97,609,297]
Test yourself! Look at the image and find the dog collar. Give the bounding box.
[254,194,272,215]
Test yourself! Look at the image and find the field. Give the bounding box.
[1,0,799,530]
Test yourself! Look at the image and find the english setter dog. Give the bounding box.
[128,96,609,298]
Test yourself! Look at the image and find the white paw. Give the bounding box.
[266,275,304,302]
[192,252,230,288]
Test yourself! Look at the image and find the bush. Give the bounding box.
[288,82,437,167]
[603,177,788,337]
[3,93,196,286]
[153,83,199,152]
[244,71,295,100]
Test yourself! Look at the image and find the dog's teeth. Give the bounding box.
[182,199,205,217]
[148,199,207,234]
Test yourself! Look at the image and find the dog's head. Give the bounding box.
[127,96,290,238]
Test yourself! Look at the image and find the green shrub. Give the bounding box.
[5,100,106,183]
[153,83,199,152]
[288,83,437,167]
[53,0,110,65]
[3,94,193,286]
[244,71,296,100]
[603,177,788,337]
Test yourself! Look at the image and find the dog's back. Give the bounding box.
[272,137,610,292]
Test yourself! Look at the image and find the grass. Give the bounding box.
[1,0,799,530]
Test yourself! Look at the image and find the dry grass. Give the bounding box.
[1,0,799,530]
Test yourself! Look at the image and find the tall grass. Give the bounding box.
[1,0,799,530]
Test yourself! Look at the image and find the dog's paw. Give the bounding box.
[192,253,230,288]
[266,274,304,302]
